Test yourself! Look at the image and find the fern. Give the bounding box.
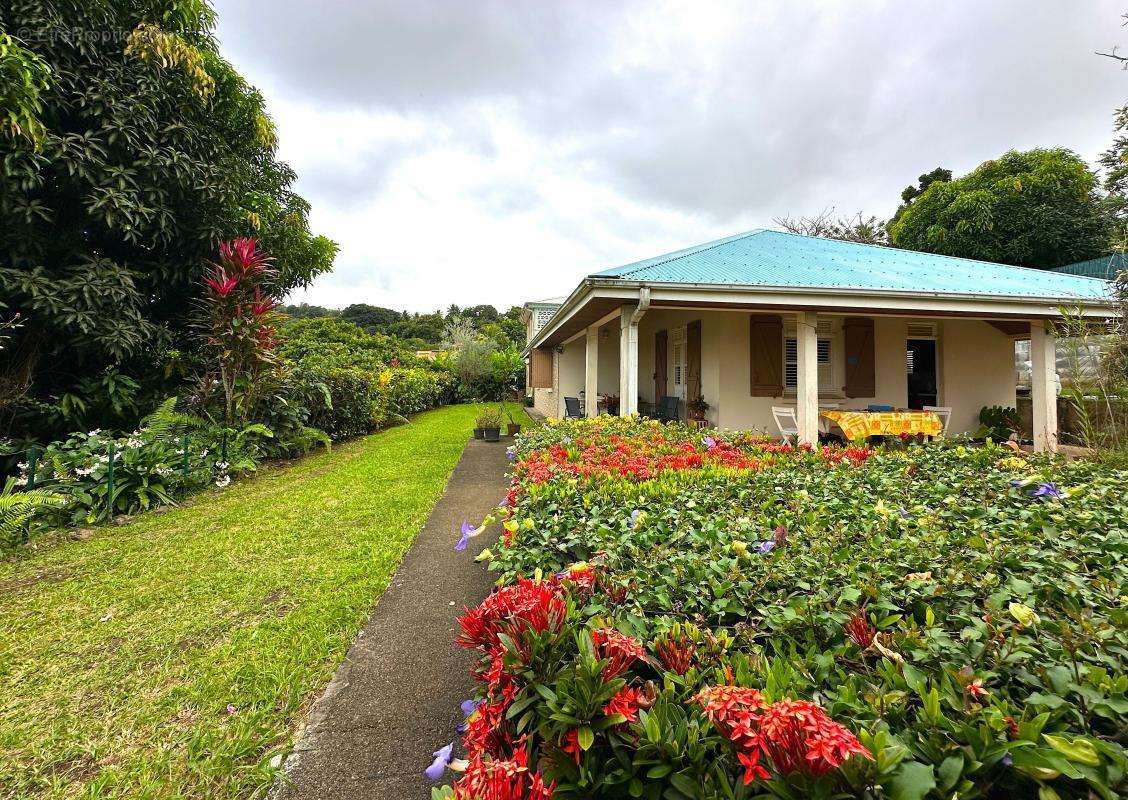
[140,397,207,441]
[1,483,64,547]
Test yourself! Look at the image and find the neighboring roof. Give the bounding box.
[1052,254,1124,281]
[591,229,1110,302]
[523,296,566,307]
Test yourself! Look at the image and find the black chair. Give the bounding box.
[656,395,681,422]
[564,396,583,418]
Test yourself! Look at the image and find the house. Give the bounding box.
[520,296,565,411]
[522,229,1116,451]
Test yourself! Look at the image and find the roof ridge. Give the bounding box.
[764,229,1112,283]
[592,229,767,279]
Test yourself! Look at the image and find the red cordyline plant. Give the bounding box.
[696,685,872,784]
[200,238,281,424]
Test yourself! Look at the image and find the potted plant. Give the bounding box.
[472,423,484,440]
[505,406,521,437]
[477,408,504,442]
[687,394,709,421]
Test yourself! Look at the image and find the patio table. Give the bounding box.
[820,409,943,440]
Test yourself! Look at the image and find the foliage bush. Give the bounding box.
[436,417,1127,799]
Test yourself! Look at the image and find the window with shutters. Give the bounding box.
[673,343,684,386]
[784,337,832,389]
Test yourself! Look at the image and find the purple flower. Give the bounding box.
[629,509,642,529]
[757,540,776,554]
[702,435,716,449]
[461,698,479,716]
[455,521,474,551]
[506,447,516,462]
[424,742,454,780]
[1001,752,1013,767]
[1029,482,1064,501]
[499,496,509,508]
[898,507,912,520]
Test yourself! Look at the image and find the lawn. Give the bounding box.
[439,417,1127,800]
[0,403,529,800]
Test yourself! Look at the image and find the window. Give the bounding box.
[785,337,832,389]
[673,343,684,386]
[906,349,915,374]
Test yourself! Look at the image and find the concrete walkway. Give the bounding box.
[271,438,509,800]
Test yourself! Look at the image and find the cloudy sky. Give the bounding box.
[212,1,1127,313]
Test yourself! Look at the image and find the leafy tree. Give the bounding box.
[339,303,403,333]
[887,149,1111,269]
[775,210,889,245]
[0,1,336,436]
[898,167,952,206]
[279,302,336,319]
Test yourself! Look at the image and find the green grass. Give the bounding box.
[0,403,530,800]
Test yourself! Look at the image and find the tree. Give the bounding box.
[887,149,1111,269]
[279,303,336,319]
[339,304,403,333]
[0,2,336,436]
[899,167,952,206]
[774,210,889,245]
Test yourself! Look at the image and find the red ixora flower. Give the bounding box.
[591,628,647,681]
[603,686,643,724]
[204,267,239,297]
[845,609,876,648]
[219,237,270,275]
[696,686,871,783]
[451,740,555,800]
[457,579,567,652]
[654,626,697,676]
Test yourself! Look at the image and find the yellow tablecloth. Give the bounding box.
[820,410,943,440]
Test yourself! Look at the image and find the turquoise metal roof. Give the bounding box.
[1052,254,1124,281]
[591,229,1111,301]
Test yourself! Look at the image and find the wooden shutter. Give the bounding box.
[843,317,875,397]
[654,330,668,399]
[686,320,702,401]
[529,347,553,389]
[749,315,783,396]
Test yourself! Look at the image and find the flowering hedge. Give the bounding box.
[433,417,1127,799]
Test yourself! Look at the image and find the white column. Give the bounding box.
[1030,320,1058,452]
[619,306,639,416]
[795,312,819,446]
[585,325,600,417]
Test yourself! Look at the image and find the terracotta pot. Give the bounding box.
[507,423,521,436]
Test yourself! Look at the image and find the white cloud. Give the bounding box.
[212,0,1128,312]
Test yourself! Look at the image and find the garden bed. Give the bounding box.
[435,417,1126,799]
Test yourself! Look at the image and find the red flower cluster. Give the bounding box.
[820,446,874,466]
[458,579,567,651]
[219,236,269,274]
[697,686,871,784]
[591,628,647,681]
[603,685,644,723]
[451,740,555,800]
[844,610,876,648]
[654,627,697,676]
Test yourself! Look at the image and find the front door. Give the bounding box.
[907,339,937,409]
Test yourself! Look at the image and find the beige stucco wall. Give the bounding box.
[557,339,586,416]
[939,318,1017,434]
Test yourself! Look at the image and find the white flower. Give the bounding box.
[126,438,143,448]
[14,476,27,487]
[215,461,229,471]
[88,429,102,436]
[215,475,231,488]
[16,461,27,470]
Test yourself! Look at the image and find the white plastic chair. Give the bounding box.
[771,406,799,443]
[923,405,952,436]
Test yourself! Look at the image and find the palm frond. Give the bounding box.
[1,484,64,546]
[141,397,207,440]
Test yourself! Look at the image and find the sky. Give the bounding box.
[211,0,1128,313]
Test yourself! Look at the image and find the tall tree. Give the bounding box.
[0,1,336,431]
[887,149,1111,269]
[898,167,952,207]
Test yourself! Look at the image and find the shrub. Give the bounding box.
[436,418,1127,799]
